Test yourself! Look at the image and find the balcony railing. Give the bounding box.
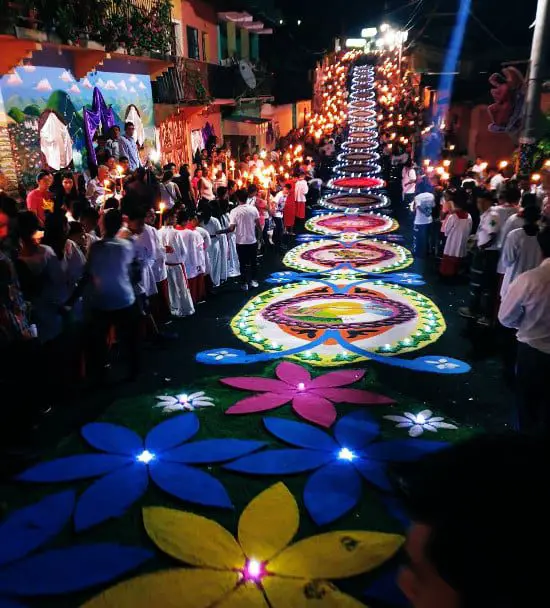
[1,0,172,54]
[152,57,273,105]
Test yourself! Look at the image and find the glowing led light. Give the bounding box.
[136,450,155,464]
[297,382,306,391]
[338,447,356,461]
[178,394,189,403]
[242,559,266,583]
[416,413,426,424]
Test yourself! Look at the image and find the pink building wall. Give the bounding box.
[179,0,219,63]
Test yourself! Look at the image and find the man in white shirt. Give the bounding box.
[499,228,550,433]
[294,170,309,232]
[228,188,261,291]
[489,167,506,196]
[85,165,109,207]
[272,183,290,250]
[459,190,501,325]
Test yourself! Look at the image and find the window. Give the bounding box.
[187,26,200,60]
[201,31,209,62]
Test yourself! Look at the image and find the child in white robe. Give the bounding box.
[158,210,195,317]
[176,208,207,304]
[440,195,472,277]
[200,208,223,288]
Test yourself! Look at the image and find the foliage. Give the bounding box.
[533,113,550,169]
[11,0,173,54]
[7,107,25,123]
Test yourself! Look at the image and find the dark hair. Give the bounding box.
[124,121,135,130]
[68,221,84,237]
[119,155,129,163]
[505,187,521,204]
[103,197,120,211]
[43,210,68,259]
[416,177,433,195]
[176,208,190,225]
[520,192,538,209]
[80,207,99,223]
[396,434,548,608]
[476,188,494,203]
[537,226,550,257]
[247,184,258,196]
[103,209,123,236]
[0,194,18,218]
[284,182,292,190]
[36,170,51,183]
[236,188,248,204]
[217,186,228,199]
[17,210,41,240]
[162,171,174,183]
[523,205,541,224]
[451,188,468,210]
[179,164,189,176]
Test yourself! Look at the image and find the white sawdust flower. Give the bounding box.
[155,391,214,413]
[384,409,458,437]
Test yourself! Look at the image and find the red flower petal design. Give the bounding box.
[275,361,312,386]
[225,393,292,415]
[312,388,395,405]
[309,370,366,389]
[292,394,337,428]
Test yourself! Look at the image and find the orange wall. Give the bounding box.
[180,0,219,63]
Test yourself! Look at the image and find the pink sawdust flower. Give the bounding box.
[221,362,395,427]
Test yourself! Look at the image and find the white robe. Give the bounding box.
[217,216,229,284]
[179,228,206,279]
[499,228,543,297]
[443,213,472,258]
[202,217,223,287]
[158,226,195,317]
[196,226,212,278]
[221,213,240,277]
[134,226,160,297]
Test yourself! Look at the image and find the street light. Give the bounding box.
[361,27,377,38]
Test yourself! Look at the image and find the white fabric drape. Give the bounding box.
[40,113,73,170]
[125,105,145,145]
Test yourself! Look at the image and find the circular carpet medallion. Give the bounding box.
[347,129,378,139]
[337,152,380,164]
[230,279,446,367]
[306,212,398,236]
[320,193,390,212]
[335,163,381,177]
[283,238,413,276]
[328,176,385,192]
[342,141,379,152]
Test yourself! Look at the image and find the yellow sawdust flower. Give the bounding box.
[83,483,403,607]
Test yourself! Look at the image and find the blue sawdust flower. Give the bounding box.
[18,414,265,531]
[225,411,446,526]
[0,491,151,605]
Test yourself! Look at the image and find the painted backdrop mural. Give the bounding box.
[0,66,155,188]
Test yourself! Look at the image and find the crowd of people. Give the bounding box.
[399,158,550,433]
[0,126,328,448]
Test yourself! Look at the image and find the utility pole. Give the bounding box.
[519,0,550,174]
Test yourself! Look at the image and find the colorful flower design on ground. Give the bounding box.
[155,391,214,413]
[229,279,446,367]
[341,140,379,153]
[18,414,265,530]
[329,177,385,192]
[320,192,390,212]
[283,238,413,276]
[226,414,447,525]
[335,163,382,176]
[82,483,404,608]
[384,410,458,437]
[221,361,394,427]
[0,491,151,604]
[337,151,380,164]
[307,212,398,236]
